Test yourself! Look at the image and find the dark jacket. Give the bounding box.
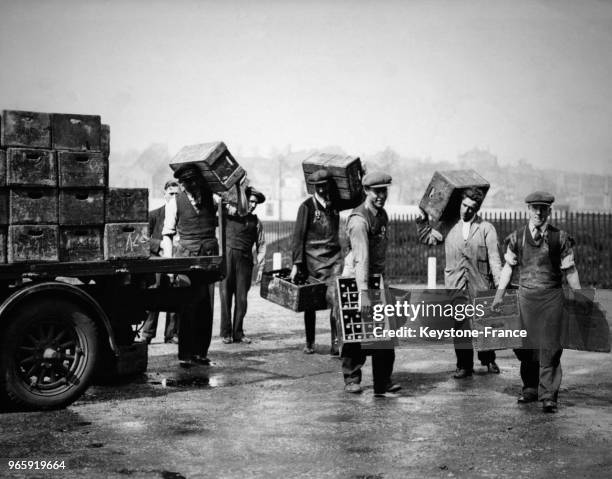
[149,205,165,255]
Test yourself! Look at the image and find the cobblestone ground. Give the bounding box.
[1,286,611,479]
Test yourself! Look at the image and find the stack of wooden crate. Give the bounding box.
[0,109,149,263]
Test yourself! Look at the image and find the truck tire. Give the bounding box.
[0,298,99,410]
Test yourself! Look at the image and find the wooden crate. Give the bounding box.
[419,169,490,223]
[59,226,104,262]
[302,153,364,207]
[0,149,6,185]
[1,110,52,148]
[472,293,524,351]
[101,124,110,159]
[337,275,392,346]
[10,188,58,224]
[51,113,101,151]
[58,151,107,188]
[0,189,7,225]
[7,148,56,187]
[59,189,105,225]
[170,142,245,193]
[104,223,149,259]
[105,188,148,222]
[8,225,59,263]
[0,227,6,263]
[259,268,328,312]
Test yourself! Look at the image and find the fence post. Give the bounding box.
[427,257,437,288]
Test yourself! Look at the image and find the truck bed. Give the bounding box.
[0,255,224,280]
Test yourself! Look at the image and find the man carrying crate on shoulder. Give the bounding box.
[342,171,401,397]
[161,164,218,367]
[416,187,503,379]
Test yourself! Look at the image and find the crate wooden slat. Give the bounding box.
[58,151,107,188]
[105,188,148,222]
[302,153,364,207]
[104,223,149,259]
[7,148,56,187]
[259,268,328,312]
[59,189,105,225]
[10,188,58,224]
[0,189,7,225]
[51,113,101,151]
[170,142,245,193]
[419,169,490,223]
[0,227,6,263]
[0,149,6,186]
[8,225,59,263]
[59,226,104,262]
[1,110,52,148]
[101,124,110,159]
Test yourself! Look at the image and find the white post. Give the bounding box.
[427,257,437,289]
[273,252,282,271]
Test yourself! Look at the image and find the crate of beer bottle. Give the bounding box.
[1,110,52,148]
[302,152,364,209]
[259,268,328,312]
[170,142,245,193]
[419,169,490,223]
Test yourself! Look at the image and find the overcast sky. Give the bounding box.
[1,0,611,173]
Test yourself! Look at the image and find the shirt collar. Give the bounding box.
[314,193,328,209]
[529,220,548,235]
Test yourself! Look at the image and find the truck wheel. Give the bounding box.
[0,298,99,410]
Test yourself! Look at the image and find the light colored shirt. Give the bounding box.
[461,217,475,241]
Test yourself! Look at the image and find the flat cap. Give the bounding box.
[362,171,392,188]
[246,186,266,204]
[173,163,202,181]
[525,191,555,205]
[307,169,333,185]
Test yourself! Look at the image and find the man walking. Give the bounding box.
[140,180,180,345]
[290,169,343,355]
[342,171,401,397]
[162,164,218,367]
[492,191,582,413]
[220,186,266,344]
[416,187,502,378]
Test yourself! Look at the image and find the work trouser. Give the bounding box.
[142,311,178,341]
[142,272,179,341]
[453,317,495,370]
[304,273,340,346]
[514,348,563,401]
[342,345,395,394]
[176,241,217,361]
[220,248,254,340]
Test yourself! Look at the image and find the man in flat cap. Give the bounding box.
[162,163,218,367]
[342,171,401,397]
[492,191,582,412]
[290,169,343,355]
[220,186,267,344]
[417,187,503,378]
[140,179,180,345]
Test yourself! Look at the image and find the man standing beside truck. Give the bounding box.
[162,164,218,367]
[140,180,180,345]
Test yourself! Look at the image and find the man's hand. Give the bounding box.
[289,264,299,282]
[491,292,505,313]
[416,207,428,222]
[227,204,238,216]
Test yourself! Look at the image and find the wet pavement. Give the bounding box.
[1,287,612,479]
